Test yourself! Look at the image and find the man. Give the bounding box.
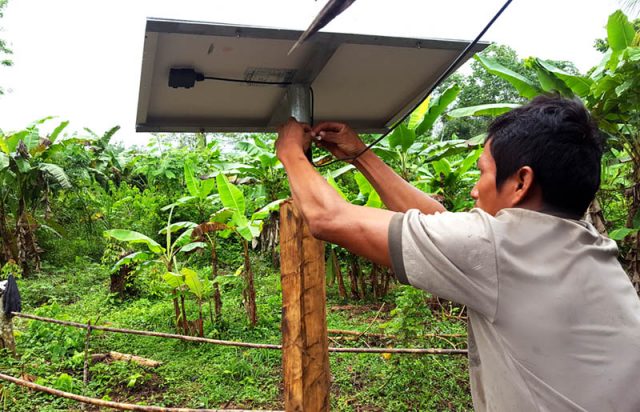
[275,95,640,411]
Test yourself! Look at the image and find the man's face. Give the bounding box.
[470,140,514,216]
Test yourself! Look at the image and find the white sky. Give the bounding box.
[0,0,629,146]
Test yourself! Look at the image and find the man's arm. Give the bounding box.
[276,119,395,267]
[354,150,445,214]
[312,122,445,214]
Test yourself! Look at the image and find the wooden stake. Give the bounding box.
[279,200,330,412]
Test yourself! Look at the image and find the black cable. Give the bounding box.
[306,86,317,166]
[315,0,514,168]
[309,86,315,126]
[203,75,293,86]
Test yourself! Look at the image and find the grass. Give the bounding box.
[0,256,471,411]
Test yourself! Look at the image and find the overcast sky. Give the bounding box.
[0,0,630,146]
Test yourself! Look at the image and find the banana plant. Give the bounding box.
[235,135,287,205]
[414,147,482,212]
[161,159,219,223]
[235,135,288,264]
[105,208,206,335]
[0,118,72,274]
[601,148,637,241]
[163,267,207,337]
[191,221,228,322]
[81,126,128,189]
[204,174,284,326]
[376,84,462,180]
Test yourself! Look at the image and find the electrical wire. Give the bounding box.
[203,75,293,86]
[315,0,514,168]
[309,86,315,126]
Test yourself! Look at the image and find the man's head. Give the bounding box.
[471,95,603,218]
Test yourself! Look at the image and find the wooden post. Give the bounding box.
[280,200,330,412]
[0,294,16,355]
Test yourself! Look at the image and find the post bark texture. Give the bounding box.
[279,200,330,412]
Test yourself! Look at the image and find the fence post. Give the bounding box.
[0,294,16,355]
[279,200,330,412]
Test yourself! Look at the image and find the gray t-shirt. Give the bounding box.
[388,208,640,412]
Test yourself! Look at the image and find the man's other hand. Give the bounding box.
[276,118,312,162]
[312,122,367,163]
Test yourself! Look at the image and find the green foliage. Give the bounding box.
[217,173,246,216]
[0,259,21,279]
[438,44,581,142]
[162,267,205,299]
[0,118,78,272]
[235,134,287,205]
[4,253,470,411]
[415,84,461,136]
[105,229,165,254]
[448,103,521,118]
[20,303,86,362]
[214,173,283,243]
[415,147,482,212]
[389,123,416,152]
[474,53,541,99]
[607,10,637,51]
[354,172,382,208]
[384,286,435,341]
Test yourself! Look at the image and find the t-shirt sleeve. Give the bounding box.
[388,209,498,320]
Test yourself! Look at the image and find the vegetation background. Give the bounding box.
[0,3,639,411]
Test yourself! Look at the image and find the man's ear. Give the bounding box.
[512,166,535,205]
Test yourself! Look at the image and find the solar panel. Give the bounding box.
[136,18,488,133]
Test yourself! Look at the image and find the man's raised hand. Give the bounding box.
[311,122,367,163]
[275,118,312,162]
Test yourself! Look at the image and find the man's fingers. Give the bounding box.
[317,131,341,143]
[314,139,335,147]
[312,122,345,134]
[314,140,327,149]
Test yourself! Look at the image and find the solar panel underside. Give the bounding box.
[136,19,488,133]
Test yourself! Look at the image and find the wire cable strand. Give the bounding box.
[204,75,293,86]
[11,311,467,354]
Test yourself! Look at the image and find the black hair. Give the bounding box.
[487,95,603,218]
